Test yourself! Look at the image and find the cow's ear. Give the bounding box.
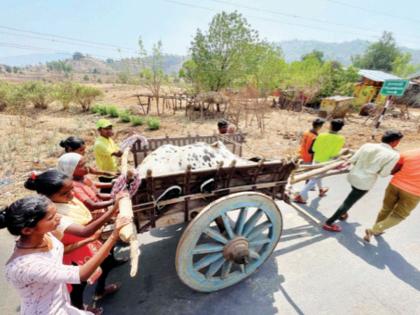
[211,141,220,148]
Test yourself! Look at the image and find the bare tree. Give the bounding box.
[138,38,167,115]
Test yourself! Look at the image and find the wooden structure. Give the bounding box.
[272,89,306,112]
[126,133,296,292]
[134,93,191,115]
[185,92,230,120]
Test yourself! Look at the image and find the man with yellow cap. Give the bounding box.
[93,119,122,192]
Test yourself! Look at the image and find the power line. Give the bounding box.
[0,30,128,53]
[325,0,420,24]
[0,42,111,60]
[164,0,420,46]
[205,0,420,44]
[0,25,138,54]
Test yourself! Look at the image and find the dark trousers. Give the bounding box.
[95,253,120,295]
[98,176,114,194]
[326,186,368,225]
[70,253,120,309]
[70,281,87,309]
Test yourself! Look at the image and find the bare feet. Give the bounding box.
[363,229,373,242]
[319,187,329,197]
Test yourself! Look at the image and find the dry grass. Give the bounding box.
[1,84,420,207]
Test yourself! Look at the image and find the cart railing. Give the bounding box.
[131,133,246,167]
[131,159,296,232]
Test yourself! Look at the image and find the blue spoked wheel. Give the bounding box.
[175,192,283,292]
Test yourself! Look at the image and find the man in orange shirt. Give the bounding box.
[364,148,420,242]
[300,118,325,163]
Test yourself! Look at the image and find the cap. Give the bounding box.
[96,119,113,129]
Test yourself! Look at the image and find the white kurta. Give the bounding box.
[5,234,92,315]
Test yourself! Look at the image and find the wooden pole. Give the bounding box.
[118,148,139,277]
[290,160,347,184]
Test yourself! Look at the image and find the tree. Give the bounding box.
[179,59,200,92]
[352,31,400,72]
[187,11,259,92]
[138,38,167,115]
[243,42,286,96]
[392,53,420,77]
[46,60,72,74]
[302,50,324,63]
[73,52,84,60]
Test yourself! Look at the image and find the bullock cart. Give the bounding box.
[124,133,344,292]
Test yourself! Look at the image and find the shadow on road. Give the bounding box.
[276,197,420,293]
[97,224,301,315]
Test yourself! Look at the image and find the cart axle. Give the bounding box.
[223,237,250,265]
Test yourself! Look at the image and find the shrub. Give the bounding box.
[23,81,54,109]
[130,115,145,126]
[98,104,108,115]
[106,105,119,117]
[74,84,103,111]
[119,110,131,122]
[53,82,76,110]
[147,117,160,130]
[0,81,11,111]
[5,84,29,113]
[90,103,102,114]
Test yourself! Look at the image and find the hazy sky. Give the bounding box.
[0,0,419,58]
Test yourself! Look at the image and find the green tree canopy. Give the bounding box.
[301,50,324,63]
[187,11,259,92]
[352,32,401,72]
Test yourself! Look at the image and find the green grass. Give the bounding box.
[90,103,102,114]
[130,115,145,126]
[147,117,160,130]
[106,105,119,118]
[118,110,131,123]
[97,105,108,115]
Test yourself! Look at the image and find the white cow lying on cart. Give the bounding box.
[136,141,256,178]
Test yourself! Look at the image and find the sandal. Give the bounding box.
[94,283,121,301]
[85,305,104,315]
[293,195,306,204]
[363,229,373,242]
[322,223,342,232]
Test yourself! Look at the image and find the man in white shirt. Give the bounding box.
[323,130,403,232]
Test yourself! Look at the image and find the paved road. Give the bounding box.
[1,175,420,314]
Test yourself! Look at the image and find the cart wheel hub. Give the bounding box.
[223,237,249,265]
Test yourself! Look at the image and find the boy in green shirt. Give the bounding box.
[294,119,345,204]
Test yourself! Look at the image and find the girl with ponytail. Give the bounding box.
[2,195,130,315]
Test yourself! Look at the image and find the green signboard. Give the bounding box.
[380,79,409,96]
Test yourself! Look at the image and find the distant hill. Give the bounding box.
[1,40,419,78]
[108,55,187,75]
[279,39,420,65]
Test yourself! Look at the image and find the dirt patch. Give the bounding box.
[1,84,419,207]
